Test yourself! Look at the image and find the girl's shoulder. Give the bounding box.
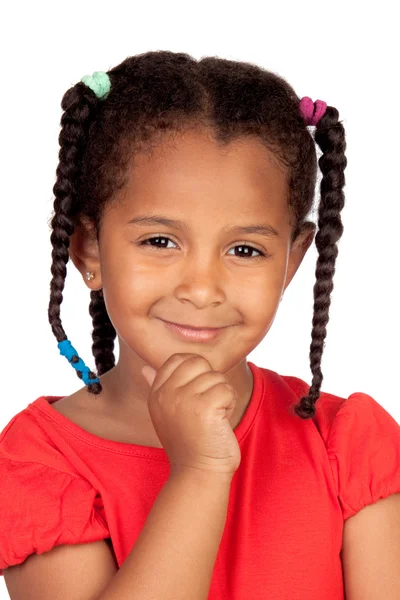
[0,395,81,475]
[270,368,400,520]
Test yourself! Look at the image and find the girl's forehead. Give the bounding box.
[96,130,291,238]
[128,129,286,187]
[110,132,288,219]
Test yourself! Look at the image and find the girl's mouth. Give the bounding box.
[161,319,228,342]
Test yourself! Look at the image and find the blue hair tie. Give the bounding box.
[58,339,100,386]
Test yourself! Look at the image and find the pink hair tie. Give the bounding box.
[299,96,327,126]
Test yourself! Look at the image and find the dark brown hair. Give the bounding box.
[48,50,347,419]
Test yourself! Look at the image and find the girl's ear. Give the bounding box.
[69,217,103,290]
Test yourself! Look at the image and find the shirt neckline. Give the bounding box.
[28,361,264,456]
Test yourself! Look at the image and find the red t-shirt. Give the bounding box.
[1,361,400,599]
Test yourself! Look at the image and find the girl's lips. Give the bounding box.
[161,320,227,342]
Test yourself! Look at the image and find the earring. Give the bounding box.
[85,271,95,281]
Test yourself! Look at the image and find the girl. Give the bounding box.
[1,50,399,600]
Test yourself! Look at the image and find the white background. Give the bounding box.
[0,0,399,591]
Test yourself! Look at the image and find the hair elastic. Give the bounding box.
[58,339,100,385]
[299,97,327,126]
[80,71,111,99]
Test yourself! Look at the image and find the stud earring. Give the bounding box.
[85,271,95,281]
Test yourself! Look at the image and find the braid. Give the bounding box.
[293,107,347,419]
[48,82,102,394]
[89,289,116,376]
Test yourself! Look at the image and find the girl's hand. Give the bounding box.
[141,353,241,476]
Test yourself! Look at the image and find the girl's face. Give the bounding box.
[70,128,314,404]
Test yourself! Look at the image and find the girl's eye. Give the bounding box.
[138,236,267,260]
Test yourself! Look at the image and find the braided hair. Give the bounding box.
[48,50,347,419]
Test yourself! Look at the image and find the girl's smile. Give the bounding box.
[159,318,231,342]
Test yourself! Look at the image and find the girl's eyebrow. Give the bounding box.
[126,213,280,238]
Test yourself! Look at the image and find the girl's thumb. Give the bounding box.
[141,364,157,387]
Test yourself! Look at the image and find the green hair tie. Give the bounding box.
[80,71,111,99]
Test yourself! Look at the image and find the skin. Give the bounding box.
[69,127,316,432]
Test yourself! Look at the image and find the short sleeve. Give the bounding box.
[0,458,110,574]
[327,392,400,520]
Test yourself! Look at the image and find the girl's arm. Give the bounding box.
[98,467,233,600]
[3,468,232,600]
